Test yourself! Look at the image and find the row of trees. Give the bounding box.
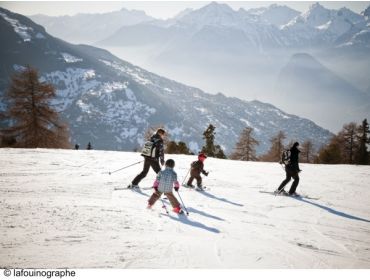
[222,120,370,165]
[316,119,370,165]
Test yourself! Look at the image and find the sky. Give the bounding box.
[0,1,369,19]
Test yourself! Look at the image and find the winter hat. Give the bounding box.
[198,152,207,160]
[165,159,175,168]
[293,142,299,147]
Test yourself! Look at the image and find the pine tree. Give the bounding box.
[230,127,259,161]
[201,124,226,159]
[341,122,358,164]
[260,131,286,162]
[1,66,70,148]
[301,140,314,163]
[165,141,191,155]
[355,119,370,165]
[177,141,191,154]
[317,135,343,164]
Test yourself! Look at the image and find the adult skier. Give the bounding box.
[276,142,301,196]
[128,128,166,189]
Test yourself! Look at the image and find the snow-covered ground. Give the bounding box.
[1,148,370,268]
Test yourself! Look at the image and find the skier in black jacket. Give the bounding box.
[128,128,166,189]
[276,142,301,196]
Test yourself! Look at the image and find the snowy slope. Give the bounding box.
[1,148,370,268]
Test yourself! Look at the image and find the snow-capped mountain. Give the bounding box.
[30,7,154,44]
[0,7,333,154]
[246,4,300,27]
[281,3,368,47]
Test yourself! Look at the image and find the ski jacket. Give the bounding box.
[147,133,164,162]
[153,167,179,193]
[191,160,207,176]
[288,146,300,171]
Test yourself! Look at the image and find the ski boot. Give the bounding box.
[195,185,205,191]
[127,183,140,189]
[173,206,184,214]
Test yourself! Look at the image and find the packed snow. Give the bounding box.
[1,148,370,268]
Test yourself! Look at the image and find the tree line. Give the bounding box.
[1,66,369,165]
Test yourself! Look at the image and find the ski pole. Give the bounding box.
[176,191,189,216]
[108,160,143,175]
[160,197,169,215]
[181,168,190,186]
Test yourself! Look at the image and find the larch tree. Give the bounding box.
[300,140,314,163]
[260,131,286,162]
[2,66,70,148]
[230,126,259,161]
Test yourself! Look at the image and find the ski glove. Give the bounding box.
[160,159,165,166]
[154,186,158,192]
[205,171,209,176]
[174,186,179,192]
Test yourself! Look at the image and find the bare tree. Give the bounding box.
[1,65,70,148]
[230,127,259,161]
[260,131,286,162]
[301,140,314,163]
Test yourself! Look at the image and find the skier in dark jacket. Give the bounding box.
[184,152,209,190]
[276,142,301,196]
[128,128,166,189]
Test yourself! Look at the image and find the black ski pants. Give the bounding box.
[132,157,161,185]
[278,166,299,195]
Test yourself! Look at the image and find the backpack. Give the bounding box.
[141,141,157,158]
[280,149,291,166]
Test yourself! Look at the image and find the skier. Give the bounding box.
[74,143,79,150]
[184,152,209,191]
[147,159,183,214]
[87,142,92,150]
[128,128,166,189]
[276,142,301,196]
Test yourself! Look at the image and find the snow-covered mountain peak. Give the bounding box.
[247,3,300,27]
[362,5,370,19]
[302,2,333,27]
[178,1,241,28]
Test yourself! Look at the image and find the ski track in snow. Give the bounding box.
[1,148,370,268]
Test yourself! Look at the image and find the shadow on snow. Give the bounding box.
[187,207,225,221]
[162,213,221,234]
[294,196,370,223]
[196,190,244,207]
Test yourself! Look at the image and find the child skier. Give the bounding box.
[184,152,209,190]
[147,159,183,214]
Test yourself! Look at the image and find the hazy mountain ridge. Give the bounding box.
[0,7,333,154]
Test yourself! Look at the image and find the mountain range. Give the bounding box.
[0,7,333,154]
[62,1,370,132]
